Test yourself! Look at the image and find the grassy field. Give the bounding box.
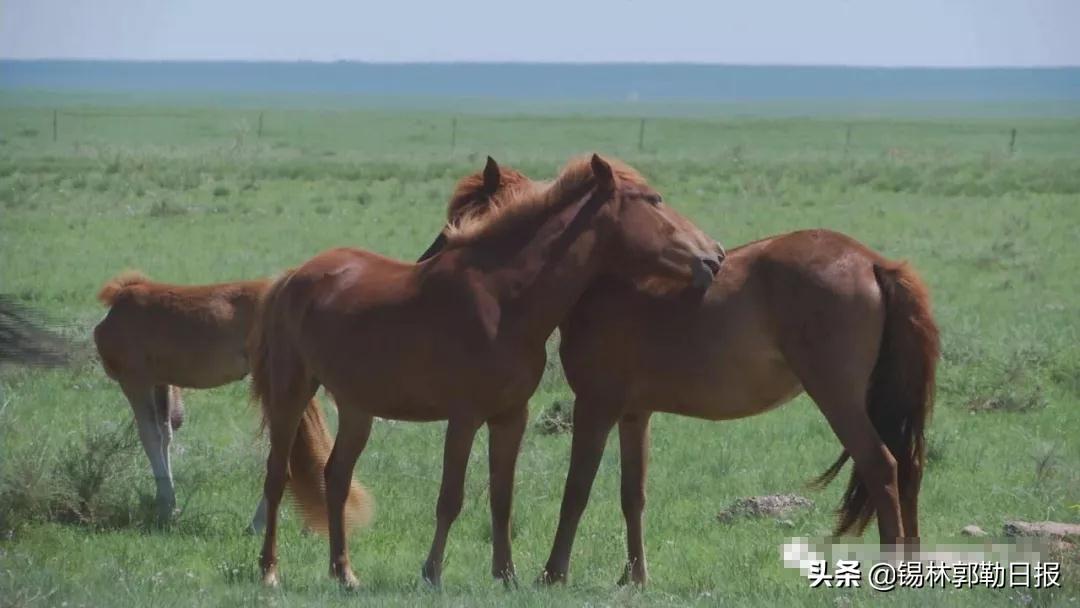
[1,95,1079,606]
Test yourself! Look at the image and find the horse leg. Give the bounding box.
[901,479,920,539]
[900,463,922,557]
[259,387,314,587]
[487,406,527,585]
[421,417,481,587]
[539,398,620,585]
[324,407,374,589]
[828,408,903,543]
[617,412,651,586]
[120,382,175,521]
[792,359,905,544]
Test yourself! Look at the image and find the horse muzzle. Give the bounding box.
[691,256,721,289]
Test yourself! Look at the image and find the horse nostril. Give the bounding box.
[702,257,721,276]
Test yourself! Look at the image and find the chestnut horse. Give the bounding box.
[90,160,533,527]
[249,154,723,588]
[93,273,273,522]
[419,162,940,586]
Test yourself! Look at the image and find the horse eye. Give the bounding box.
[647,194,663,206]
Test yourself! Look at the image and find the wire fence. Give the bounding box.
[3,107,1077,162]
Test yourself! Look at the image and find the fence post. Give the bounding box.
[450,117,458,152]
[257,111,264,138]
[52,109,58,142]
[1008,128,1017,156]
[843,124,853,157]
[638,118,646,152]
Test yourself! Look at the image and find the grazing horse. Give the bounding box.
[419,162,940,587]
[0,295,68,367]
[249,154,723,588]
[93,273,270,521]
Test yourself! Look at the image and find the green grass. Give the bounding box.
[1,95,1078,606]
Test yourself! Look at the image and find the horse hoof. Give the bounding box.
[420,563,441,589]
[536,569,566,586]
[494,568,519,589]
[331,562,361,590]
[261,568,280,588]
[617,561,647,587]
[155,507,178,526]
[338,571,361,591]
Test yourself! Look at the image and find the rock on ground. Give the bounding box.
[1003,520,1080,542]
[717,494,813,523]
[961,524,987,537]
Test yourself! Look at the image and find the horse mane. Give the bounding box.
[443,155,650,248]
[446,165,535,225]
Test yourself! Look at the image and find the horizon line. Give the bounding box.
[3,57,1079,70]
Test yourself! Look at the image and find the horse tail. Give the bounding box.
[248,270,290,427]
[812,261,940,536]
[249,271,373,534]
[97,271,149,306]
[288,398,373,533]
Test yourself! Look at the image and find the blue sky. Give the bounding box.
[2,0,1078,66]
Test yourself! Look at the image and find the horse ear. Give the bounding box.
[590,154,614,188]
[482,156,501,193]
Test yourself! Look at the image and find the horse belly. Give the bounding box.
[644,356,803,421]
[325,378,493,423]
[319,357,470,423]
[149,349,249,388]
[366,399,450,422]
[143,324,248,387]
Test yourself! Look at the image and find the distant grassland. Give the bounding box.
[0,94,1078,606]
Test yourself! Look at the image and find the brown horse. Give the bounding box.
[90,160,532,528]
[419,162,940,587]
[93,272,271,521]
[249,154,723,588]
[543,231,939,585]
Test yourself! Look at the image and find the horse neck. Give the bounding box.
[466,192,609,346]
